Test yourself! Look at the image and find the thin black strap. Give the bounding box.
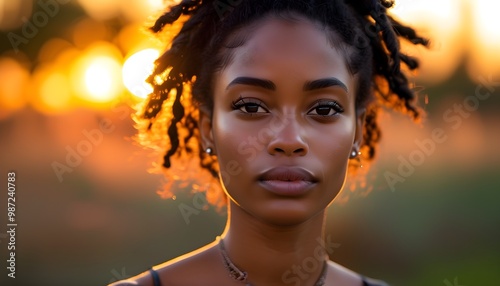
[149,268,162,286]
[361,275,390,286]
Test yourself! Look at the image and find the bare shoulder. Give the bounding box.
[107,270,152,286]
[109,242,221,286]
[153,242,223,285]
[108,281,139,286]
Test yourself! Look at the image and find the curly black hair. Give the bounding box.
[137,0,428,205]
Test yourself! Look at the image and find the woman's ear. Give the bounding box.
[199,104,215,153]
[353,108,366,151]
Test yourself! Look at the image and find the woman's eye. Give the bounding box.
[241,103,266,113]
[231,98,268,114]
[308,101,344,117]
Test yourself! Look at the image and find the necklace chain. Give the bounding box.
[218,237,327,286]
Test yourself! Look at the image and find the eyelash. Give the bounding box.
[231,97,344,117]
[307,100,344,117]
[231,97,268,114]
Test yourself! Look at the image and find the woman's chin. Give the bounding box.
[246,201,326,227]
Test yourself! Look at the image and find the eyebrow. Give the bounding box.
[226,77,276,91]
[225,76,348,93]
[303,78,348,92]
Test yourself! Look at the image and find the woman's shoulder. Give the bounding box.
[108,242,220,286]
[107,269,150,286]
[109,281,139,286]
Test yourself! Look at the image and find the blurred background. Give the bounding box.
[0,0,499,285]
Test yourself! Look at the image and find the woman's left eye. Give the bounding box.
[231,97,269,114]
[239,103,267,113]
[307,101,344,116]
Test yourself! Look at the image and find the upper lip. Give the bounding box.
[258,167,318,183]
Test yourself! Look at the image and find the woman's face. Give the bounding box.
[202,16,363,225]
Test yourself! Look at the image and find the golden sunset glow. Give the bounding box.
[122,49,159,98]
[77,0,120,20]
[0,57,29,118]
[468,0,500,77]
[1,2,499,286]
[83,57,122,102]
[40,72,72,111]
[390,0,464,84]
[70,42,123,105]
[472,0,500,44]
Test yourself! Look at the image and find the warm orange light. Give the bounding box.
[83,56,122,102]
[40,72,71,110]
[122,49,159,98]
[72,18,111,49]
[77,0,120,20]
[70,42,123,105]
[473,0,500,45]
[31,61,75,115]
[0,0,32,30]
[147,0,166,11]
[0,57,29,118]
[120,0,176,22]
[390,0,464,84]
[468,0,500,77]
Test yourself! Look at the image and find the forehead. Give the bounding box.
[219,15,353,87]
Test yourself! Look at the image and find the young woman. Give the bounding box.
[111,0,427,285]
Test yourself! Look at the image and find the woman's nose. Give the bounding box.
[266,116,308,157]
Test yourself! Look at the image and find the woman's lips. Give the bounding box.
[258,167,318,196]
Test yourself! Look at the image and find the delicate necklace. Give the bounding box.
[218,236,328,286]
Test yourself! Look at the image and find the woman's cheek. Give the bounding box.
[213,114,252,191]
[313,120,354,185]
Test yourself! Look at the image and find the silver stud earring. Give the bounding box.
[350,150,363,168]
[206,147,212,155]
[350,150,358,159]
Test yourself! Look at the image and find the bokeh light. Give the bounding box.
[472,0,500,45]
[70,42,123,105]
[77,0,121,20]
[31,46,81,114]
[0,56,30,119]
[40,72,72,111]
[468,0,500,77]
[0,0,33,30]
[84,56,122,102]
[391,0,464,84]
[122,48,159,98]
[72,18,112,49]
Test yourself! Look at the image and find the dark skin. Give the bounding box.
[112,15,366,286]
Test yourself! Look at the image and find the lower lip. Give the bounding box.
[259,180,315,196]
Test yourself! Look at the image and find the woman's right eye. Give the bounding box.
[231,98,268,114]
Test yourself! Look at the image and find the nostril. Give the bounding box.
[274,147,285,153]
[293,148,304,154]
[272,147,306,156]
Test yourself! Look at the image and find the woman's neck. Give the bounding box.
[219,201,330,285]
